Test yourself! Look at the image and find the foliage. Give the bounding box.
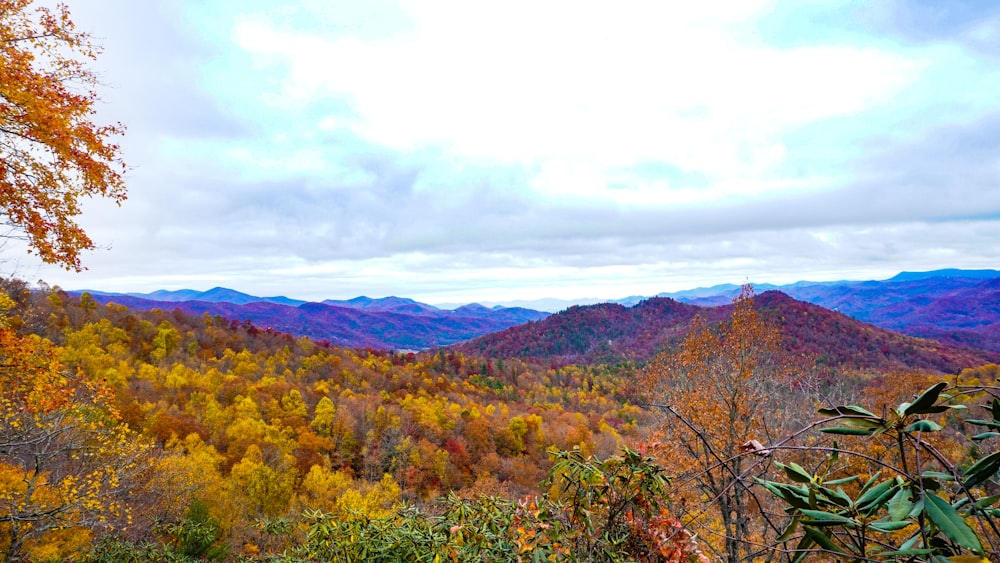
[642,284,793,561]
[164,499,228,560]
[758,380,1000,560]
[0,284,647,556]
[289,446,706,563]
[0,297,149,562]
[0,0,127,270]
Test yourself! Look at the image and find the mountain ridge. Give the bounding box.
[450,290,998,373]
[69,268,1000,353]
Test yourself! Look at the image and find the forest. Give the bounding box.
[3,0,1000,560]
[1,280,999,561]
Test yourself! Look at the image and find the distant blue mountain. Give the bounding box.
[68,268,1000,352]
[889,269,1000,282]
[69,288,549,350]
[93,287,308,306]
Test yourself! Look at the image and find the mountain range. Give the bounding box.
[450,290,997,373]
[77,290,548,350]
[71,269,1000,357]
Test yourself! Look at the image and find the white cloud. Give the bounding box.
[19,1,1000,305]
[230,1,920,205]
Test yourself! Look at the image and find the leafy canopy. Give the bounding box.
[0,0,126,270]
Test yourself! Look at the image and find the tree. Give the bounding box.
[0,0,126,270]
[0,301,150,561]
[642,284,793,561]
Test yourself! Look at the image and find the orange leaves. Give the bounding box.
[642,284,792,560]
[0,0,126,270]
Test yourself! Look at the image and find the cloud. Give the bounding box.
[22,1,1000,303]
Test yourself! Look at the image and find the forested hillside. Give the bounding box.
[0,281,651,560]
[454,290,999,371]
[677,274,1000,354]
[3,281,1000,561]
[80,292,549,350]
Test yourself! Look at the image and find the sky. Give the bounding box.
[16,0,1000,306]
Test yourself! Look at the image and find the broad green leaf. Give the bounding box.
[924,492,983,552]
[972,432,1000,441]
[818,405,878,418]
[779,462,813,484]
[992,397,1000,421]
[799,509,857,527]
[965,419,1000,429]
[820,427,875,435]
[963,451,1000,488]
[803,525,849,555]
[815,485,852,508]
[856,479,899,513]
[888,488,914,521]
[757,479,812,510]
[824,475,859,486]
[867,520,912,533]
[975,494,1000,509]
[921,471,955,482]
[859,471,882,494]
[902,382,947,416]
[904,419,943,432]
[776,516,799,542]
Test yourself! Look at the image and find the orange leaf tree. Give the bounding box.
[642,285,794,562]
[0,0,126,270]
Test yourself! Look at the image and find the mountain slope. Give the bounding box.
[452,291,998,372]
[453,297,711,364]
[81,294,547,350]
[662,272,1000,354]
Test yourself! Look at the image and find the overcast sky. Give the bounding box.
[18,0,1000,305]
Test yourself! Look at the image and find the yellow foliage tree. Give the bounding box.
[0,308,149,561]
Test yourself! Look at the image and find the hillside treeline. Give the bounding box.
[1,280,999,561]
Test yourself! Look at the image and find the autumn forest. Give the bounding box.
[3,0,1000,561]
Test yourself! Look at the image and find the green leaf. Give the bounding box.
[757,479,812,510]
[964,419,1000,429]
[991,398,1000,421]
[780,462,814,484]
[904,419,943,432]
[859,471,882,495]
[820,427,875,435]
[903,382,948,416]
[803,525,849,555]
[921,471,955,482]
[963,451,1000,489]
[792,532,814,563]
[923,492,983,552]
[888,488,914,521]
[816,485,852,508]
[776,516,799,542]
[818,405,878,418]
[856,479,899,513]
[972,432,1000,441]
[975,494,1000,509]
[868,520,913,533]
[824,475,860,486]
[799,509,857,527]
